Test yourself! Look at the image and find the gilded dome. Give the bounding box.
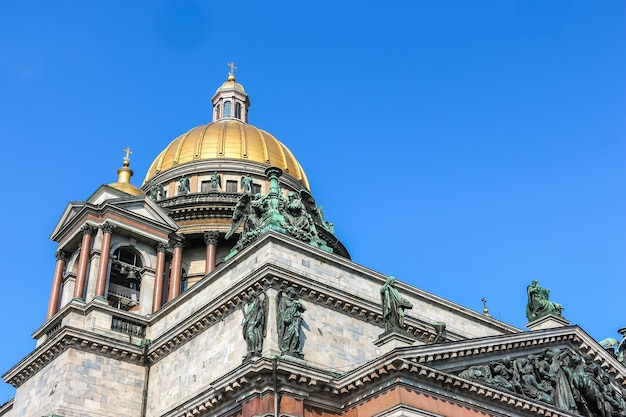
[143,120,310,189]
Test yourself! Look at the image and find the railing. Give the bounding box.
[111,316,146,337]
[108,282,139,302]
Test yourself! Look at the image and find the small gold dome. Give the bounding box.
[109,182,144,196]
[109,159,144,196]
[216,77,245,93]
[143,120,310,189]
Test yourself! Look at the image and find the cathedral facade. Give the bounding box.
[1,73,624,417]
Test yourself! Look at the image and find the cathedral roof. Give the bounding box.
[143,68,310,190]
[142,120,309,189]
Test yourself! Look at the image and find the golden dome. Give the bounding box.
[216,75,245,93]
[143,120,310,189]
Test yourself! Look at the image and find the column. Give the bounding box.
[73,224,96,300]
[94,222,116,299]
[167,238,184,301]
[46,251,67,320]
[204,231,219,274]
[152,242,168,312]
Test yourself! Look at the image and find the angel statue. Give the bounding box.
[225,193,266,248]
[599,327,626,365]
[210,171,221,191]
[298,189,335,234]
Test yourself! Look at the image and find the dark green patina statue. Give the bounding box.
[459,348,626,416]
[225,167,334,260]
[525,280,563,322]
[277,287,306,358]
[600,327,626,366]
[380,276,413,333]
[241,290,268,361]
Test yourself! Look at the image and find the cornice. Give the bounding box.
[3,326,144,388]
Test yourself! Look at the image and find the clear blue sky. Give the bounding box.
[1,1,624,402]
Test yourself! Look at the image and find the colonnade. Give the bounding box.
[46,223,221,320]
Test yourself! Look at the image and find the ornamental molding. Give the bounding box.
[3,326,145,388]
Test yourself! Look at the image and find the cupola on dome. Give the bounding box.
[143,68,309,190]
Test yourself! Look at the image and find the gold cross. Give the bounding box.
[227,61,237,77]
[123,147,132,161]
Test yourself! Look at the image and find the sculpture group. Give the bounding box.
[225,167,334,259]
[459,348,626,416]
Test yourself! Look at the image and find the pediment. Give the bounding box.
[50,190,178,242]
[388,326,626,417]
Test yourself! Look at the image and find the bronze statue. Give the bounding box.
[525,280,563,322]
[210,171,221,191]
[240,174,253,194]
[458,348,626,416]
[380,276,413,332]
[178,175,190,195]
[241,290,268,361]
[224,167,334,260]
[277,287,306,358]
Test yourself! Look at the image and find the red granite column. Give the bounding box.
[46,250,67,320]
[152,242,168,312]
[73,224,96,300]
[204,231,219,274]
[94,222,116,298]
[167,238,184,301]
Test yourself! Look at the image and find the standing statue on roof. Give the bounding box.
[210,171,221,191]
[240,174,253,194]
[380,276,413,332]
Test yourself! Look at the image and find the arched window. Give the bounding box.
[108,247,143,310]
[215,104,221,120]
[223,101,232,118]
[235,102,242,119]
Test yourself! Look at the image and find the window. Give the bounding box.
[223,101,232,117]
[181,269,188,292]
[235,102,242,119]
[215,104,220,119]
[252,183,261,195]
[226,180,237,193]
[201,180,211,193]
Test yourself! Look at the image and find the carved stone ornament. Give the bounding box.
[224,167,334,260]
[458,348,626,416]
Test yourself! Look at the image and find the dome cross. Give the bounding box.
[227,61,237,78]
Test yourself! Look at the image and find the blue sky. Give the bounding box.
[0,1,624,402]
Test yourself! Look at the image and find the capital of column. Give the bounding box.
[101,221,117,234]
[81,224,97,236]
[156,241,169,253]
[55,250,68,261]
[170,236,185,249]
[204,231,219,246]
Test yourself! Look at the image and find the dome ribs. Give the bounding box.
[238,122,247,158]
[194,124,211,160]
[217,122,227,157]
